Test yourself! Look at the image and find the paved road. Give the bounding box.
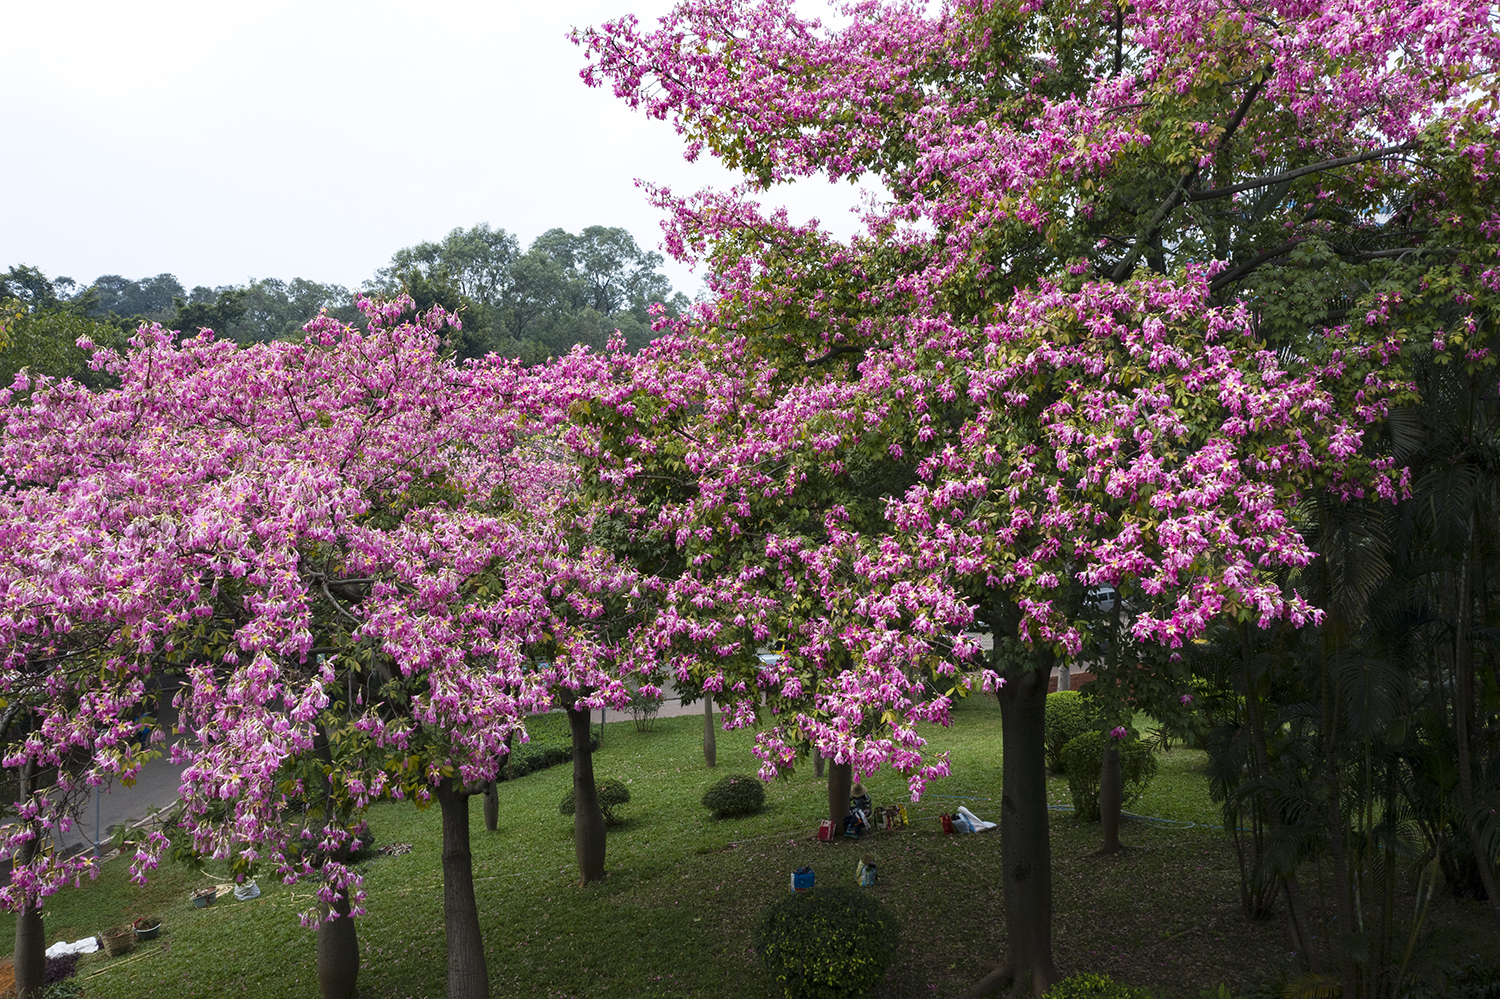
[50,701,187,858]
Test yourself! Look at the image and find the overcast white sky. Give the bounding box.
[2,0,867,299]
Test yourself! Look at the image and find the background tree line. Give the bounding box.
[0,222,689,385]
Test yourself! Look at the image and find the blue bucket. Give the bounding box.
[791,866,815,892]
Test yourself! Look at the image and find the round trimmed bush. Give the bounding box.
[1043,972,1154,998]
[560,778,632,826]
[702,773,766,819]
[1045,690,1098,773]
[753,886,900,999]
[1059,730,1159,822]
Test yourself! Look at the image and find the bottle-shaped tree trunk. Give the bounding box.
[969,661,1059,997]
[1098,744,1123,855]
[316,888,359,999]
[436,778,489,999]
[999,665,1059,994]
[14,894,43,999]
[826,761,852,831]
[14,760,44,999]
[702,696,717,768]
[309,720,361,999]
[483,781,499,833]
[483,730,514,834]
[569,704,607,884]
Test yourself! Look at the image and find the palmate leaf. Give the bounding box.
[1329,651,1408,743]
[1306,493,1392,635]
[1383,406,1423,463]
[1467,791,1500,869]
[1413,461,1484,556]
[1281,971,1341,999]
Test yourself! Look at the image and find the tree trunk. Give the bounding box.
[569,705,607,884]
[436,778,489,999]
[1240,624,1319,964]
[1320,648,1357,991]
[483,781,498,833]
[702,696,717,768]
[813,750,825,780]
[13,765,42,999]
[1055,665,1070,692]
[827,761,853,831]
[1098,744,1123,855]
[1453,512,1500,928]
[994,664,1059,995]
[14,762,43,999]
[14,900,43,999]
[316,889,359,999]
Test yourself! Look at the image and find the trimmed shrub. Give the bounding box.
[1060,730,1159,822]
[1043,972,1154,999]
[702,773,766,819]
[753,886,900,999]
[1045,690,1098,773]
[560,778,632,826]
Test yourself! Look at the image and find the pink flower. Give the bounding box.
[1180,694,1194,705]
[1110,726,1128,739]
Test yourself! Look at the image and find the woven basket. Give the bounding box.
[102,925,135,957]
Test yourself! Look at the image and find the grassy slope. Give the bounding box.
[3,695,1496,998]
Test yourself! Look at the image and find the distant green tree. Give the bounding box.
[221,278,359,343]
[375,223,521,308]
[0,266,64,310]
[171,287,249,340]
[0,267,127,392]
[372,222,684,361]
[84,273,184,325]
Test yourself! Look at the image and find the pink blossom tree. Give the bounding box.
[0,300,621,999]
[575,0,1500,992]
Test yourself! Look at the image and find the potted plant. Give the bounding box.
[191,887,217,908]
[133,915,161,941]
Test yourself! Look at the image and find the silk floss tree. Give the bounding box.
[555,296,981,826]
[577,0,1498,992]
[0,297,562,999]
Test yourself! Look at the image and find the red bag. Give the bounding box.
[817,819,835,841]
[940,813,955,834]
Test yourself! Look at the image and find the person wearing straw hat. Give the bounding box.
[846,783,873,837]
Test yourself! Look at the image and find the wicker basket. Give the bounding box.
[102,925,135,957]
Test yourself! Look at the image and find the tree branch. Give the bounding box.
[1110,72,1269,282]
[806,342,890,367]
[1187,143,1414,203]
[1209,239,1303,293]
[315,574,362,625]
[1348,246,1442,260]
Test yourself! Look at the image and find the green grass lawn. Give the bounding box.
[4,696,1497,998]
